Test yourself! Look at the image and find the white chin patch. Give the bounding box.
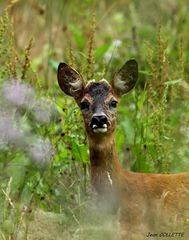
[93,128,107,133]
[92,124,108,133]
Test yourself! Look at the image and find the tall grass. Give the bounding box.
[0,0,189,239]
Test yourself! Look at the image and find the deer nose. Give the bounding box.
[90,114,108,129]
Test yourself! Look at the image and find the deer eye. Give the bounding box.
[110,100,118,109]
[80,101,90,111]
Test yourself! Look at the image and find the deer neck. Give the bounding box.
[88,134,122,194]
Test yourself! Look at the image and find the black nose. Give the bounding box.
[90,115,108,128]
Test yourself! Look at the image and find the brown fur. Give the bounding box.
[89,133,189,233]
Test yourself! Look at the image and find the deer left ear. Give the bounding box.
[57,63,84,99]
[112,59,138,96]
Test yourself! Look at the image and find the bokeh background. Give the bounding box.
[0,0,189,239]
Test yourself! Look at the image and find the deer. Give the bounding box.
[57,59,189,239]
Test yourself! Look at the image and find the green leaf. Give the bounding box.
[139,70,153,76]
[95,44,111,60]
[48,59,59,71]
[165,79,182,86]
[69,24,85,50]
[71,141,89,164]
[121,118,135,144]
[79,144,89,164]
[137,91,146,109]
[116,127,125,151]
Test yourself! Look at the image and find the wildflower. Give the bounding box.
[2,79,35,108]
[104,39,122,62]
[0,111,25,146]
[28,137,54,166]
[32,98,57,124]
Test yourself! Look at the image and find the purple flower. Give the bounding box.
[28,138,54,165]
[0,111,25,146]
[32,98,56,124]
[2,79,35,108]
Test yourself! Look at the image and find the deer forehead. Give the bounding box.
[83,79,113,101]
[85,79,111,87]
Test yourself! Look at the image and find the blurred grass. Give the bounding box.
[0,0,189,239]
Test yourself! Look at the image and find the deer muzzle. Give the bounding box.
[90,114,108,133]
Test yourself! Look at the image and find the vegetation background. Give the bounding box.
[0,0,189,239]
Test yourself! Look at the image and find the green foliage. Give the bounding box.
[0,0,189,239]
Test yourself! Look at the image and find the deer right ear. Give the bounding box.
[57,63,84,99]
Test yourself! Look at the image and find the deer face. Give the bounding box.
[79,79,117,136]
[57,60,138,137]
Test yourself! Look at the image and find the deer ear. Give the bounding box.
[112,59,138,96]
[57,63,84,99]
